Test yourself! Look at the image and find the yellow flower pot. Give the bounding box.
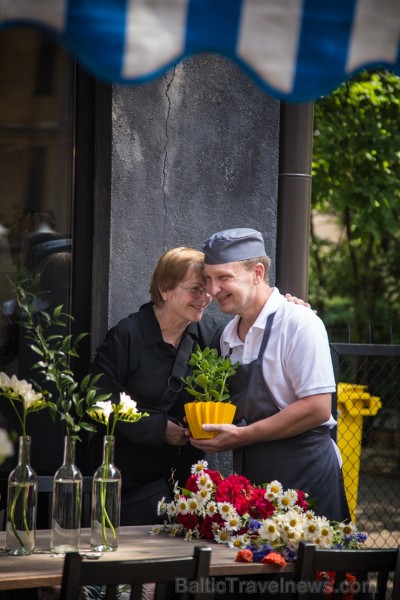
[184,401,236,439]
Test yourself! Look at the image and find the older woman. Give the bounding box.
[90,247,223,525]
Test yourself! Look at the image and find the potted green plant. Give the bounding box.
[182,346,238,439]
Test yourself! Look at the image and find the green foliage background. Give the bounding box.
[309,70,400,343]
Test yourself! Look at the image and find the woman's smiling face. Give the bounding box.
[164,270,212,323]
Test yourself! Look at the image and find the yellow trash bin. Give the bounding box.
[337,382,382,523]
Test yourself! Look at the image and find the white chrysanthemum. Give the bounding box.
[304,519,320,539]
[191,460,208,474]
[168,524,182,537]
[196,472,213,490]
[224,512,242,532]
[157,496,169,515]
[315,515,331,531]
[193,491,209,512]
[317,517,335,541]
[119,391,138,414]
[196,488,211,502]
[259,518,282,543]
[213,528,232,544]
[217,501,235,518]
[228,534,250,549]
[264,480,283,501]
[211,521,221,534]
[150,525,163,534]
[338,521,357,537]
[176,498,190,515]
[205,501,218,517]
[314,534,333,549]
[186,497,199,514]
[282,508,304,529]
[304,509,316,520]
[281,524,304,545]
[167,503,177,517]
[276,489,297,510]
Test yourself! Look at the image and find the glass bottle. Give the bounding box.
[90,435,121,551]
[5,435,38,555]
[51,435,82,554]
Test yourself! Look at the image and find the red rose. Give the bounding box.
[177,513,198,531]
[215,474,254,506]
[248,488,275,519]
[184,474,200,493]
[184,468,223,493]
[205,469,224,487]
[295,490,309,511]
[235,549,254,562]
[199,514,224,539]
[260,552,286,567]
[233,496,251,515]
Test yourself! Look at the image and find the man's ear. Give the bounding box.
[254,262,265,283]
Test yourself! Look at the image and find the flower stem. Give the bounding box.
[100,440,116,548]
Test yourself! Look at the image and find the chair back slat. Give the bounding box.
[295,541,400,600]
[393,549,400,600]
[60,545,211,600]
[37,475,92,528]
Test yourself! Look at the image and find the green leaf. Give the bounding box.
[194,374,209,390]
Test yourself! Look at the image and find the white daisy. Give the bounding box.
[205,501,218,517]
[214,528,232,544]
[191,460,208,474]
[176,498,190,515]
[259,518,282,544]
[228,534,250,549]
[264,480,283,500]
[276,489,297,510]
[224,511,242,532]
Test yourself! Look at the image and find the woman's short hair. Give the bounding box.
[150,247,205,306]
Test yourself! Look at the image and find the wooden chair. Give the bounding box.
[37,475,92,528]
[295,541,400,600]
[60,545,212,600]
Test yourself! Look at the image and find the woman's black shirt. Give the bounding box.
[90,302,223,490]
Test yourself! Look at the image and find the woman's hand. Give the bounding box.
[285,293,317,313]
[164,419,189,446]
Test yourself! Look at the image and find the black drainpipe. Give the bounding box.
[276,102,314,300]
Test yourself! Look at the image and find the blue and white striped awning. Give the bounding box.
[1,0,399,102]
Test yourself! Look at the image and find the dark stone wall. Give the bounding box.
[94,52,280,476]
[106,53,280,332]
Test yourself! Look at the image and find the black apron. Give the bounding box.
[230,312,350,522]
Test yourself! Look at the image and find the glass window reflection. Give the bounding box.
[0,28,75,499]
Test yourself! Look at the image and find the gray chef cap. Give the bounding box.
[203,228,266,265]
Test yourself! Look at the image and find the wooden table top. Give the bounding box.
[0,526,293,591]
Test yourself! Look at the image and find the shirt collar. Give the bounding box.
[139,302,198,347]
[223,287,282,347]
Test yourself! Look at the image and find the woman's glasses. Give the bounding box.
[178,285,209,298]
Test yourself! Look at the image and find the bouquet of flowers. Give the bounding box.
[152,460,367,566]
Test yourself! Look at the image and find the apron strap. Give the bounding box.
[160,332,196,408]
[258,312,276,358]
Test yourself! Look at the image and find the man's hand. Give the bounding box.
[189,423,243,452]
[164,419,189,446]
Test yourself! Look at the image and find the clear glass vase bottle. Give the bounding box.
[90,435,121,552]
[51,435,82,554]
[5,435,38,555]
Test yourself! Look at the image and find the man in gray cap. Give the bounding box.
[190,227,350,522]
